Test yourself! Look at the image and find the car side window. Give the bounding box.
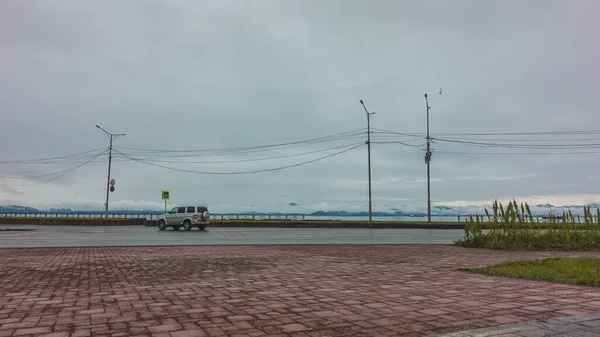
[198,207,207,212]
[170,207,178,213]
[186,206,195,213]
[177,207,186,213]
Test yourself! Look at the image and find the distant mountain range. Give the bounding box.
[1,203,599,216]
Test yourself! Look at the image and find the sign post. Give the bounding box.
[161,190,170,212]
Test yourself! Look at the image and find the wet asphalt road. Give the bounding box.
[0,225,466,248]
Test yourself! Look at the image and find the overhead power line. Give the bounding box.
[0,129,367,165]
[7,127,600,165]
[370,140,423,148]
[113,141,365,164]
[112,143,363,175]
[371,128,422,138]
[434,130,600,136]
[0,161,91,175]
[10,134,416,164]
[2,149,108,187]
[117,133,421,161]
[115,128,366,154]
[435,150,600,156]
[117,135,366,159]
[433,138,600,149]
[430,136,600,142]
[373,128,600,137]
[0,148,108,164]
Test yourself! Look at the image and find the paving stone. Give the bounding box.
[1,245,600,336]
[37,333,70,337]
[13,327,52,336]
[279,323,310,333]
[170,330,207,337]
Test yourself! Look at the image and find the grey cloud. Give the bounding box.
[1,0,599,212]
[0,183,24,196]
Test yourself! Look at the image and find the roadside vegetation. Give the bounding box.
[454,199,600,250]
[458,257,600,287]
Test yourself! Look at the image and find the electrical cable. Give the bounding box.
[114,128,366,154]
[435,150,600,156]
[372,127,600,137]
[117,133,410,161]
[0,161,89,175]
[421,136,600,142]
[0,147,108,164]
[371,128,423,138]
[0,130,367,165]
[435,130,600,136]
[115,134,367,159]
[370,141,423,148]
[433,138,600,149]
[2,149,109,186]
[112,143,363,175]
[113,141,365,164]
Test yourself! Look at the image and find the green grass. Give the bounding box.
[458,257,600,287]
[454,199,600,250]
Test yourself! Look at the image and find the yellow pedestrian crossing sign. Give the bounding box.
[162,190,170,200]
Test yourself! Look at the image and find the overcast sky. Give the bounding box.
[1,0,599,213]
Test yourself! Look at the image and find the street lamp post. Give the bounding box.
[424,94,432,222]
[96,125,125,218]
[359,100,376,221]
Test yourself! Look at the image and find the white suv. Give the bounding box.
[157,205,211,231]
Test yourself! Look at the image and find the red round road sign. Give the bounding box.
[110,186,115,192]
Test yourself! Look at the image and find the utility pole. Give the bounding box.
[424,94,432,222]
[96,125,125,218]
[359,100,376,221]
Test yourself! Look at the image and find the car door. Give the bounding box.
[176,206,186,224]
[166,207,179,224]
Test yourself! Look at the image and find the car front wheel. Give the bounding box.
[158,220,167,231]
[183,221,192,231]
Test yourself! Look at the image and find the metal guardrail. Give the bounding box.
[4,212,598,223]
[0,213,307,221]
[7,212,595,223]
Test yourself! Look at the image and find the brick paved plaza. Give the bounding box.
[0,245,599,337]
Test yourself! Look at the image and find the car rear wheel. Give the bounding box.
[183,221,192,231]
[158,220,166,231]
